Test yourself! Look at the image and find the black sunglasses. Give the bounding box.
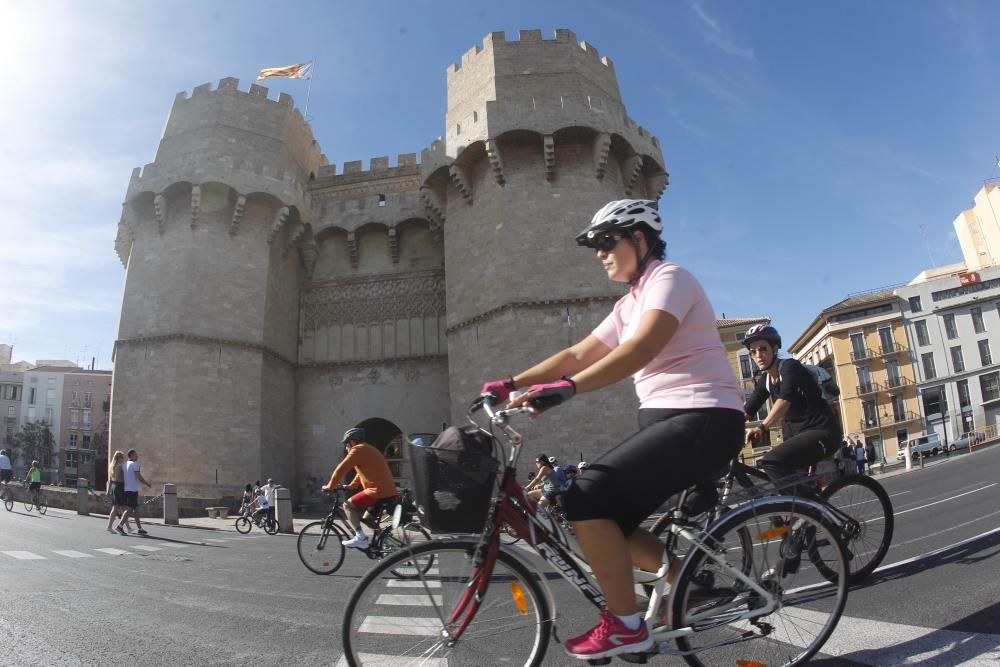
[591,232,627,253]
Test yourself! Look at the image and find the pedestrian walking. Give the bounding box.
[115,449,152,536]
[865,439,878,471]
[840,439,856,475]
[107,451,130,533]
[855,440,867,475]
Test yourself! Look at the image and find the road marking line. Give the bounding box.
[376,594,443,606]
[53,550,94,558]
[894,484,997,516]
[94,548,132,556]
[335,654,447,666]
[156,542,191,548]
[1,551,46,560]
[386,579,441,588]
[876,524,1000,573]
[358,616,444,635]
[203,539,227,542]
[132,546,162,552]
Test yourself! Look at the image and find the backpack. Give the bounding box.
[771,359,840,401]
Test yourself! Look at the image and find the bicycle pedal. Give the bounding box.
[585,659,611,666]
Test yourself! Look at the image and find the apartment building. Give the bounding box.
[59,370,112,487]
[790,288,920,462]
[953,180,1000,271]
[18,364,80,481]
[1,369,25,451]
[896,263,1000,442]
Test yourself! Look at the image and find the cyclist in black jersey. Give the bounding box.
[743,324,842,488]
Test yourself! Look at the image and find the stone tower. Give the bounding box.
[111,29,668,502]
[421,29,667,454]
[112,78,323,498]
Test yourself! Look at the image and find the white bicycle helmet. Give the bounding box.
[575,199,663,248]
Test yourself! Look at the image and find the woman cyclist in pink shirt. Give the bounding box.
[481,199,744,661]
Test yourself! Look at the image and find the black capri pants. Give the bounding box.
[563,407,744,536]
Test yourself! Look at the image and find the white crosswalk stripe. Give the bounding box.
[132,545,161,552]
[52,550,94,558]
[335,655,447,666]
[358,616,443,636]
[386,579,441,588]
[1,551,46,560]
[375,594,443,606]
[94,548,132,556]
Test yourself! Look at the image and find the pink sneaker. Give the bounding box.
[563,611,652,659]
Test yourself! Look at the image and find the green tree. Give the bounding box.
[13,421,54,470]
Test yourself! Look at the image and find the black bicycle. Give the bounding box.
[22,482,48,514]
[296,487,433,577]
[1,483,13,512]
[235,506,279,535]
[652,456,893,583]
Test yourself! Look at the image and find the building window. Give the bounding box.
[735,333,746,341]
[951,346,965,373]
[971,306,985,334]
[923,387,947,417]
[943,314,958,339]
[979,340,993,366]
[70,410,79,427]
[46,388,55,406]
[914,321,930,346]
[891,394,905,421]
[908,296,922,313]
[862,400,878,428]
[82,435,91,449]
[44,408,53,424]
[28,387,36,405]
[922,352,936,380]
[980,372,1000,403]
[71,390,79,407]
[878,326,894,353]
[81,452,91,464]
[850,331,867,359]
[27,406,35,421]
[69,433,78,448]
[957,379,970,408]
[83,411,91,429]
[65,451,78,467]
[6,406,12,418]
[739,355,754,380]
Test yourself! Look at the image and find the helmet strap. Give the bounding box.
[627,230,657,285]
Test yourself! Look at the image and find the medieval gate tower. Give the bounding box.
[112,29,667,503]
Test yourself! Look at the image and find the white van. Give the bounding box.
[897,433,942,461]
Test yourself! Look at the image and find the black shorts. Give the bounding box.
[29,481,41,491]
[125,491,139,509]
[0,470,11,483]
[563,408,744,535]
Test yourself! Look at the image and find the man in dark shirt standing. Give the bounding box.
[742,324,842,487]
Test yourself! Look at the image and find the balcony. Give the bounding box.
[856,382,883,397]
[850,347,877,362]
[879,342,908,358]
[883,410,920,426]
[885,375,914,390]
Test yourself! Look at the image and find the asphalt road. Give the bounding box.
[1,445,999,666]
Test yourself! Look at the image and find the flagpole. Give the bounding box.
[304,59,315,122]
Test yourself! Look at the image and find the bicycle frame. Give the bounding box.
[437,398,798,649]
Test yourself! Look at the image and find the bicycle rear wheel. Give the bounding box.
[23,495,33,512]
[342,539,551,667]
[672,499,848,667]
[297,519,347,574]
[378,523,434,579]
[263,517,279,535]
[234,517,252,534]
[37,495,47,515]
[819,475,893,582]
[2,490,12,512]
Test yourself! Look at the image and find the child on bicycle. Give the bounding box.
[482,199,744,660]
[250,488,270,524]
[525,455,573,510]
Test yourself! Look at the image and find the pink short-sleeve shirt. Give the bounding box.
[592,260,743,410]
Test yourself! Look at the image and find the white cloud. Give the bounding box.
[689,0,756,60]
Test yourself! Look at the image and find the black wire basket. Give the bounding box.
[409,426,499,534]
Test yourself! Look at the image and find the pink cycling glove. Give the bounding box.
[524,378,577,412]
[480,377,517,403]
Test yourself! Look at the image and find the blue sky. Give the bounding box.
[2,0,997,368]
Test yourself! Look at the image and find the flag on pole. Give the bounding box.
[256,62,313,81]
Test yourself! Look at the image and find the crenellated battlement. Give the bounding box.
[446,29,615,75]
[126,154,309,203]
[176,76,296,109]
[315,153,421,183]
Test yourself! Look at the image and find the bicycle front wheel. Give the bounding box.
[297,520,347,574]
[234,517,252,534]
[819,475,894,582]
[23,496,33,512]
[672,499,848,667]
[342,539,551,667]
[3,491,12,512]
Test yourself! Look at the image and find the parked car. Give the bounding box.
[897,433,942,461]
[948,432,982,451]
